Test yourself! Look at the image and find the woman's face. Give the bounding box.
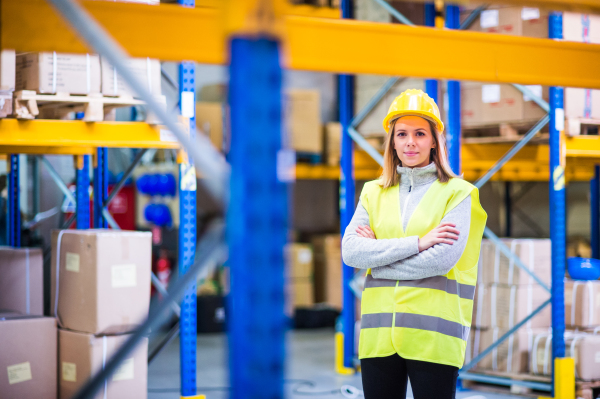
[393,116,435,168]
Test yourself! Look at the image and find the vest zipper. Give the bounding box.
[402,169,414,229]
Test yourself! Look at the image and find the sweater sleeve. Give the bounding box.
[341,200,420,269]
[371,195,472,280]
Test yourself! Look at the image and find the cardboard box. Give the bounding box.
[51,229,152,335]
[472,284,551,330]
[473,7,548,37]
[291,279,315,308]
[530,331,600,380]
[0,247,44,316]
[564,88,600,135]
[196,102,223,150]
[0,316,57,398]
[1,49,15,91]
[325,122,341,166]
[464,327,485,369]
[285,243,314,279]
[16,52,101,95]
[286,90,322,154]
[312,235,342,309]
[461,83,548,128]
[477,239,551,286]
[58,328,148,399]
[565,279,600,328]
[100,57,161,97]
[477,327,548,372]
[563,12,600,44]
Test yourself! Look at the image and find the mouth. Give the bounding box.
[404,152,419,156]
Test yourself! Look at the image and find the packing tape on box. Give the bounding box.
[54,230,78,327]
[52,52,57,94]
[113,65,118,96]
[86,54,91,95]
[571,281,595,326]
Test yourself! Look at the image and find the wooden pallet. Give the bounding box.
[0,90,12,118]
[576,379,600,399]
[566,117,600,136]
[12,90,166,123]
[463,120,548,139]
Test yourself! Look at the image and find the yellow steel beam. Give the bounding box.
[0,119,180,150]
[5,0,600,88]
[0,146,94,155]
[391,0,600,14]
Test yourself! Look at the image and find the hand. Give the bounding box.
[418,222,460,252]
[356,225,376,239]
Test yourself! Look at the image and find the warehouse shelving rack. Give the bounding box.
[4,0,600,398]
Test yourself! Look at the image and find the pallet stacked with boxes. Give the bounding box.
[0,230,153,398]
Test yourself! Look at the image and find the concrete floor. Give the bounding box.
[148,329,526,399]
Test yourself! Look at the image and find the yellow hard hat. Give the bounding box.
[382,89,444,133]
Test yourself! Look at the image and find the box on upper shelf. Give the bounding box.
[58,328,148,399]
[0,247,44,316]
[51,229,152,335]
[100,57,161,97]
[0,315,57,399]
[16,52,101,95]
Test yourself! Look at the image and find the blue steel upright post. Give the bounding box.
[424,3,438,104]
[549,11,566,394]
[445,4,461,174]
[7,154,20,247]
[93,148,108,228]
[339,0,356,372]
[76,155,91,229]
[592,165,600,258]
[227,6,287,398]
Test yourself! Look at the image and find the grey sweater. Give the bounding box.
[341,163,472,280]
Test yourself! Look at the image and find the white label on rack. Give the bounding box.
[111,264,137,288]
[160,129,177,142]
[66,252,80,273]
[62,362,77,382]
[180,91,195,118]
[180,163,197,191]
[555,108,565,131]
[7,362,32,385]
[112,358,134,381]
[482,85,501,103]
[523,85,543,102]
[480,10,499,28]
[521,7,540,20]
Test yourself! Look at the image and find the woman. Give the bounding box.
[342,89,487,399]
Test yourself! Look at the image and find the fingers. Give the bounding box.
[355,225,375,239]
[437,226,460,236]
[437,222,456,228]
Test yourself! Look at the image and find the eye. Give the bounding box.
[396,131,406,137]
[416,131,426,136]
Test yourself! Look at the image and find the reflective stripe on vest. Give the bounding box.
[364,274,476,300]
[357,178,487,368]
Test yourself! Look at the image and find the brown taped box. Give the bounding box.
[16,52,101,95]
[312,235,342,309]
[58,328,148,399]
[563,12,600,44]
[477,239,551,286]
[100,57,161,97]
[325,122,341,166]
[285,243,314,279]
[286,90,322,154]
[565,279,600,328]
[461,83,548,128]
[0,247,43,316]
[477,327,548,373]
[196,102,223,151]
[472,7,548,37]
[0,316,57,399]
[472,283,551,330]
[290,279,315,308]
[51,229,152,335]
[530,331,600,380]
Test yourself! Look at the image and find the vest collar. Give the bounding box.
[396,162,438,187]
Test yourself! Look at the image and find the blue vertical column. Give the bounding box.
[549,11,566,393]
[227,38,286,398]
[7,154,21,247]
[339,0,356,370]
[424,3,438,104]
[178,60,198,398]
[592,165,600,259]
[93,148,108,228]
[76,155,91,229]
[445,4,461,174]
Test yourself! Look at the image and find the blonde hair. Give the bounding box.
[379,117,459,188]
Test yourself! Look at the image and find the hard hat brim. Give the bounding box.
[383,111,445,134]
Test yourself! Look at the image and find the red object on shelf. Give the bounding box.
[62,184,136,230]
[153,251,172,298]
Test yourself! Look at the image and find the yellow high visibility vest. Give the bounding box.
[358,178,487,368]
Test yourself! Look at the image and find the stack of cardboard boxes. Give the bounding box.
[51,230,151,399]
[468,239,552,373]
[285,243,315,313]
[312,235,342,310]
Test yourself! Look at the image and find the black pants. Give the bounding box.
[361,354,459,399]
